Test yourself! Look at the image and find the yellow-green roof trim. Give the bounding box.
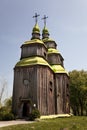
[43,38,55,43]
[24,39,43,44]
[15,56,50,67]
[48,48,60,54]
[51,64,68,75]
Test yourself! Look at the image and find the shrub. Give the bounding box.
[2,113,14,121]
[0,106,15,121]
[0,106,7,112]
[0,112,15,121]
[29,108,40,121]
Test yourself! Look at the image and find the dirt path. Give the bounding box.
[0,120,33,128]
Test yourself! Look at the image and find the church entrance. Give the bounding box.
[22,102,30,117]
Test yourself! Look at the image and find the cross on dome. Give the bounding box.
[33,13,40,24]
[42,15,48,26]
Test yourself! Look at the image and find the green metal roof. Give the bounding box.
[43,38,55,43]
[48,48,60,54]
[24,39,44,45]
[15,56,50,67]
[15,57,68,75]
[51,64,68,75]
[32,23,40,34]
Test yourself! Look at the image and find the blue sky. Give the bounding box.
[0,0,87,98]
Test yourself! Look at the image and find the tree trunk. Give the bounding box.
[86,110,87,116]
[80,102,83,115]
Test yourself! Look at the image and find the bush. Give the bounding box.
[0,106,7,112]
[0,106,15,121]
[0,112,15,121]
[29,108,40,121]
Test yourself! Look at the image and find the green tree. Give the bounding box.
[0,78,7,107]
[69,70,87,115]
[4,97,12,109]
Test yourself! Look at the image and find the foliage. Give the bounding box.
[69,70,87,115]
[4,97,12,110]
[0,116,87,130]
[0,112,14,121]
[28,108,40,121]
[0,106,14,121]
[0,78,7,107]
[0,97,14,121]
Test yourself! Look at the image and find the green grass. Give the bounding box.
[0,116,87,130]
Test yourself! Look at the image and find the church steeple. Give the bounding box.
[42,15,49,39]
[31,13,40,40]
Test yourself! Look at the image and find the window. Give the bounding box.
[23,79,29,86]
[44,52,46,58]
[49,81,52,93]
[50,81,52,85]
[67,84,69,89]
[50,88,52,92]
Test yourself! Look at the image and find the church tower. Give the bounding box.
[12,14,70,118]
[42,15,70,114]
[12,14,55,117]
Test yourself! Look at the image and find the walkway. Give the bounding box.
[0,120,32,128]
[0,114,71,128]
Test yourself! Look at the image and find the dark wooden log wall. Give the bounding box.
[45,41,57,49]
[21,44,47,59]
[48,53,63,66]
[12,66,38,116]
[12,65,70,117]
[37,65,55,115]
[54,74,70,114]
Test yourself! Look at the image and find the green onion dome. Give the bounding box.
[42,26,49,39]
[32,23,40,34]
[42,26,49,34]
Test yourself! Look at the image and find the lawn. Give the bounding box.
[0,116,87,130]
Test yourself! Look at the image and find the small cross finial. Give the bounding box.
[33,13,40,24]
[42,15,48,26]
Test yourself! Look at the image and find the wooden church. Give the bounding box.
[12,14,70,118]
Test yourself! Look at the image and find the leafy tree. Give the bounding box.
[69,70,87,115]
[4,97,12,111]
[0,97,14,121]
[0,78,7,107]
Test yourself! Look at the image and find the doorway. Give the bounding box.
[22,102,30,117]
